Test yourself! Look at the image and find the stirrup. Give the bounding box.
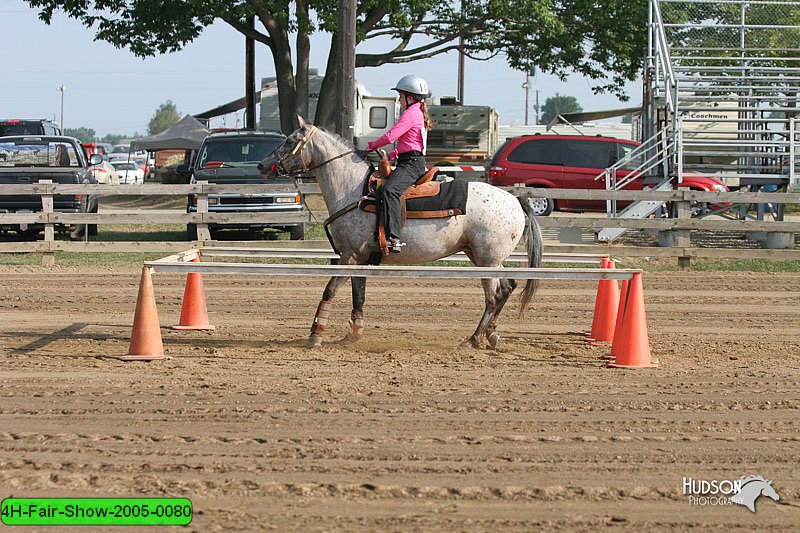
[388,238,405,253]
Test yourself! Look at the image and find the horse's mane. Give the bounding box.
[739,475,768,486]
[313,126,356,151]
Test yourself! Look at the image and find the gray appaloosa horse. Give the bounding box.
[259,116,543,349]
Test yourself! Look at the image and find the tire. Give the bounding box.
[88,224,98,236]
[289,224,305,241]
[524,188,554,216]
[69,224,88,241]
[187,223,198,241]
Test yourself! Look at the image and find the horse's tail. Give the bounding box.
[517,197,543,318]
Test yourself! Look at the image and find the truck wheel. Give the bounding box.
[525,188,554,216]
[187,223,198,241]
[69,224,88,241]
[289,224,305,240]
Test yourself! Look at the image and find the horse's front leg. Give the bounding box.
[308,275,350,348]
[340,276,366,344]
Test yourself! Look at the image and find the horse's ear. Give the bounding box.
[297,115,310,128]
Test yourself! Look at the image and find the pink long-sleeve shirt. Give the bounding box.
[367,101,427,160]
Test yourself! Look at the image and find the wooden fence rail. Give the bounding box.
[0,184,797,264]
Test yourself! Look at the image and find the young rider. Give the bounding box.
[367,75,435,253]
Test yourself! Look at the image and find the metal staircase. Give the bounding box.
[599,0,800,242]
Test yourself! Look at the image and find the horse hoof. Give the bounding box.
[460,338,483,349]
[307,335,323,348]
[487,332,500,349]
[338,332,361,344]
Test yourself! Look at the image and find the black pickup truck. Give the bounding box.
[178,130,306,240]
[0,135,101,239]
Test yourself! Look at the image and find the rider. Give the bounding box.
[367,74,435,253]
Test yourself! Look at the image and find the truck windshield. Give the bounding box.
[198,138,282,169]
[0,141,79,168]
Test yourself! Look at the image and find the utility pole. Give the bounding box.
[57,85,65,131]
[335,0,356,140]
[457,35,465,105]
[245,16,256,129]
[535,90,540,125]
[522,76,530,125]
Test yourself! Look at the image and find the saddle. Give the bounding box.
[359,159,467,256]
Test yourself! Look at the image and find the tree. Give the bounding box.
[64,127,96,142]
[540,94,583,124]
[148,101,180,135]
[27,1,646,134]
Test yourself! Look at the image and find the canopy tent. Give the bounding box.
[129,115,210,151]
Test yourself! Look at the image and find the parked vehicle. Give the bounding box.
[90,159,119,185]
[110,161,144,184]
[177,130,305,240]
[0,119,61,137]
[486,134,729,216]
[0,135,99,239]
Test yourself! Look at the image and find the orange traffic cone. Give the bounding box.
[602,278,629,360]
[172,257,215,331]
[586,258,620,344]
[585,256,609,338]
[607,273,658,369]
[119,267,166,361]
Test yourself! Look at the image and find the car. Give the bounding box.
[110,161,144,184]
[0,118,61,137]
[90,159,120,185]
[0,135,99,239]
[486,134,729,216]
[178,130,305,240]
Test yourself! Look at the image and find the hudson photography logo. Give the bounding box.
[682,475,780,512]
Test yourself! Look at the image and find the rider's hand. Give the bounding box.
[366,141,379,152]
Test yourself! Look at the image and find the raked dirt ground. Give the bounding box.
[1,265,799,531]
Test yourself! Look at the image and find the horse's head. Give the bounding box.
[760,480,780,502]
[258,115,318,179]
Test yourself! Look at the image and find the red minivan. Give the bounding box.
[486,134,728,216]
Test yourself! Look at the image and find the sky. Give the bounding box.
[2,4,642,139]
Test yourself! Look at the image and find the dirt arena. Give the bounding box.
[1,263,798,531]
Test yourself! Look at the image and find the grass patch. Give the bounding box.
[621,257,800,272]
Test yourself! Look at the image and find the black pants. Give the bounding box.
[380,155,426,238]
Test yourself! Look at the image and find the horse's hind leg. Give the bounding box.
[465,278,500,349]
[340,276,366,344]
[308,275,350,348]
[485,278,517,348]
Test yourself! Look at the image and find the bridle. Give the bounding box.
[270,125,358,177]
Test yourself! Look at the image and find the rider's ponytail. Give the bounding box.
[419,99,435,130]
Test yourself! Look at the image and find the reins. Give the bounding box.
[274,125,367,233]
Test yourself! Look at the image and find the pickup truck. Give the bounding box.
[0,135,101,239]
[178,130,305,240]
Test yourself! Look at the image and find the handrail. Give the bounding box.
[650,0,678,113]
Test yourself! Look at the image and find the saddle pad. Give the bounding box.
[359,179,469,217]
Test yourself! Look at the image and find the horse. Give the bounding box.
[258,116,543,349]
[729,475,780,512]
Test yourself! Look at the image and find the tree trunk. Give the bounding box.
[295,0,310,120]
[265,20,297,134]
[314,33,339,130]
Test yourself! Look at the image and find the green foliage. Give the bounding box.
[540,94,583,124]
[101,134,127,145]
[25,0,646,130]
[148,101,180,135]
[64,127,96,141]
